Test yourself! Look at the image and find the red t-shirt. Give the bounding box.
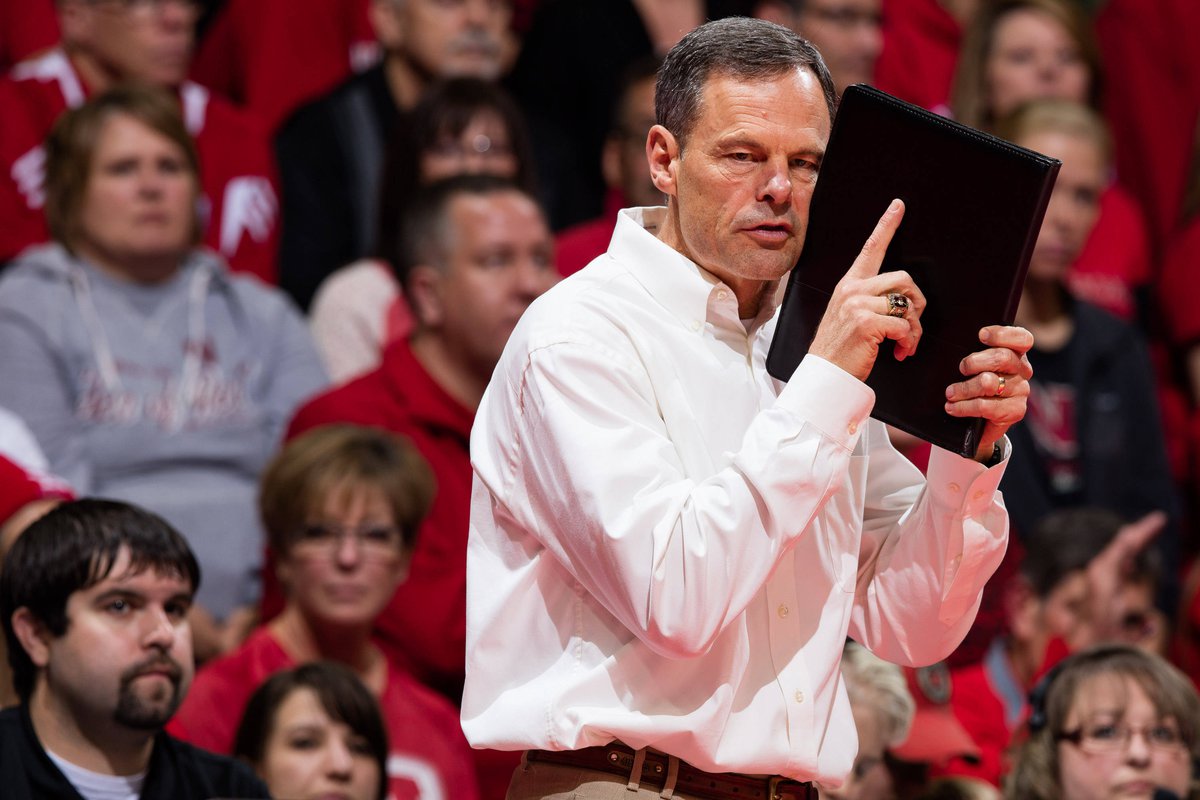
[0,0,58,73]
[1097,0,1200,244]
[874,0,960,112]
[1068,185,1151,321]
[0,49,280,283]
[168,627,480,800]
[190,0,377,133]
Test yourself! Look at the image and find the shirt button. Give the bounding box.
[691,320,702,332]
[794,690,805,703]
[948,483,960,493]
[973,490,985,501]
[777,604,789,618]
[717,290,728,301]
[848,420,857,434]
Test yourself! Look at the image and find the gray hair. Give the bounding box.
[655,16,836,150]
[841,642,916,746]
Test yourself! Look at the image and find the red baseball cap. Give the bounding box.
[0,456,73,527]
[890,662,981,765]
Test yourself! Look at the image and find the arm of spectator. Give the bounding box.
[1081,510,1166,647]
[256,288,330,447]
[0,302,91,491]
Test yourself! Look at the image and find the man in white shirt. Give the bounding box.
[463,17,1032,799]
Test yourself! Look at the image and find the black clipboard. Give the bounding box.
[766,84,1060,458]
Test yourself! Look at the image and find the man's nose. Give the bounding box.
[141,606,177,649]
[758,161,793,206]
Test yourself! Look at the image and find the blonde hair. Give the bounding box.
[841,642,916,746]
[994,98,1112,167]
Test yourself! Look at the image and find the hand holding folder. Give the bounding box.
[767,85,1061,458]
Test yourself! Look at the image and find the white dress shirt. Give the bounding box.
[463,207,1010,784]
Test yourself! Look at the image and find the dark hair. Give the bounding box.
[655,17,836,150]
[233,661,389,800]
[609,55,663,137]
[394,173,535,292]
[44,83,201,251]
[259,424,435,558]
[374,77,536,270]
[1006,645,1200,800]
[1020,508,1137,598]
[0,499,200,701]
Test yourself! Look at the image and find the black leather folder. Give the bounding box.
[766,84,1061,458]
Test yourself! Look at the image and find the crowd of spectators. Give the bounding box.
[1,0,1200,798]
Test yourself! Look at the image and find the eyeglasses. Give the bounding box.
[1056,721,1189,756]
[292,523,405,560]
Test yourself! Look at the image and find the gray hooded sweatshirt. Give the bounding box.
[0,244,329,618]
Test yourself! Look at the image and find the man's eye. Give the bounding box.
[164,601,192,620]
[729,152,752,162]
[107,599,131,614]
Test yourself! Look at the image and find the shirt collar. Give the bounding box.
[608,207,782,335]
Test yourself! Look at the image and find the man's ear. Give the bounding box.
[368,0,406,50]
[646,124,680,199]
[10,608,50,669]
[406,265,446,329]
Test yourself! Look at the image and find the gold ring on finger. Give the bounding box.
[995,375,1006,397]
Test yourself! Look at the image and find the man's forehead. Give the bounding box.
[694,69,831,138]
[77,549,193,598]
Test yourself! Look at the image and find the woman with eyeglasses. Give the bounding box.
[1005,644,1200,800]
[167,423,481,800]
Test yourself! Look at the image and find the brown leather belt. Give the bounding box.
[525,742,817,800]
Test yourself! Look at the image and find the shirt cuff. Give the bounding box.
[775,355,875,451]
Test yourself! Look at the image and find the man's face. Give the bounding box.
[606,74,664,208]
[63,0,197,87]
[654,69,830,296]
[795,0,883,94]
[35,547,194,731]
[390,0,511,81]
[423,190,556,377]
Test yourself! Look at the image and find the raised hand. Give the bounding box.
[806,199,927,382]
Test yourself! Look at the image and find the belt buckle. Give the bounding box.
[768,775,808,800]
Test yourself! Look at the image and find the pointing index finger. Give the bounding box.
[845,198,905,281]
